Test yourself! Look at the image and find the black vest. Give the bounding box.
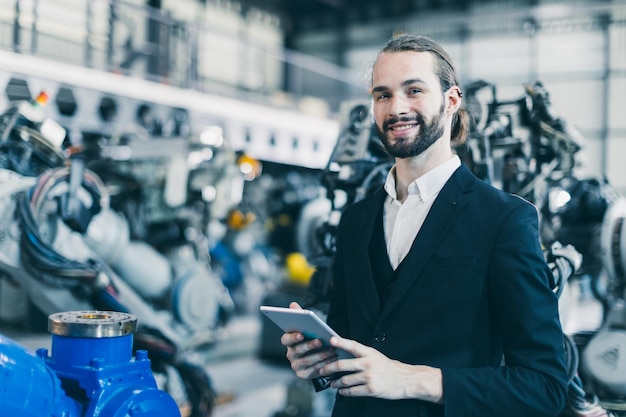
[368,204,396,310]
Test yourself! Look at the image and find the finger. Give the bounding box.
[286,338,325,362]
[291,350,338,379]
[293,349,337,370]
[292,338,324,357]
[281,331,304,347]
[329,336,370,357]
[320,356,358,377]
[289,301,303,310]
[331,373,368,394]
[336,385,370,397]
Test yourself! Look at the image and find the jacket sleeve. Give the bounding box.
[441,201,569,417]
[325,204,353,339]
[308,203,355,393]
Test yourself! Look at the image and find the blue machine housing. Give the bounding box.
[0,311,181,417]
[0,333,82,417]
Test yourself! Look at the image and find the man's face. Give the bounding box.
[370,51,447,159]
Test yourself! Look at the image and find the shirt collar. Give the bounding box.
[384,155,461,202]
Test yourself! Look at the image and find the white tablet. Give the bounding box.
[260,305,354,360]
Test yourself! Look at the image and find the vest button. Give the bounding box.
[374,333,386,342]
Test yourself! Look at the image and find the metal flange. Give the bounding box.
[48,310,137,338]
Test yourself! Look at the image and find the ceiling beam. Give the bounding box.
[312,0,347,10]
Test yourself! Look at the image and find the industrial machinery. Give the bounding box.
[297,100,391,262]
[463,80,626,415]
[0,310,181,417]
[0,92,254,416]
[293,99,392,313]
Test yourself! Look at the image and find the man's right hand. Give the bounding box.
[280,301,340,380]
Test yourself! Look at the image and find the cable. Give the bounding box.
[565,343,614,417]
[564,334,579,383]
[16,166,109,288]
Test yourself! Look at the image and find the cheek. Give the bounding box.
[372,106,386,126]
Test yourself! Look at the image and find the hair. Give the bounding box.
[374,33,470,147]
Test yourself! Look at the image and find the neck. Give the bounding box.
[393,140,454,202]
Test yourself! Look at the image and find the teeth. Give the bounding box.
[391,125,415,131]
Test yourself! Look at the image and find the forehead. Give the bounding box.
[372,51,439,88]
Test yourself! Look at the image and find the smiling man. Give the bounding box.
[281,33,568,417]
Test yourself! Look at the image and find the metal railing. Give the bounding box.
[0,0,364,114]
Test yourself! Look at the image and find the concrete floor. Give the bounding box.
[202,315,305,417]
[209,355,295,417]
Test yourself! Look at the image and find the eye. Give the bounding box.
[407,88,422,95]
[374,92,390,101]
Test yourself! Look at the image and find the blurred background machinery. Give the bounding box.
[0,1,626,417]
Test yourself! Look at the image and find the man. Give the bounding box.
[281,33,568,417]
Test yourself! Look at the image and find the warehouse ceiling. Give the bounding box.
[237,0,537,37]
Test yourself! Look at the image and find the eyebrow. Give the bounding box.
[371,78,427,94]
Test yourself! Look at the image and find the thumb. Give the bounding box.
[289,301,303,310]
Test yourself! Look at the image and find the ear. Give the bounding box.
[445,86,462,115]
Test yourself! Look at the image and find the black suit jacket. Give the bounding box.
[326,164,568,417]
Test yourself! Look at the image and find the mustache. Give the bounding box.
[383,115,424,131]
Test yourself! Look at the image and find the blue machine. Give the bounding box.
[0,311,181,417]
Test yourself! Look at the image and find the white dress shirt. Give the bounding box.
[383,156,461,270]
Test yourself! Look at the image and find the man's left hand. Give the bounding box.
[320,336,443,403]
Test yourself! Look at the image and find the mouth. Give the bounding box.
[387,121,419,137]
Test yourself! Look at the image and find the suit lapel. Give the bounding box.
[379,165,475,321]
[349,190,386,320]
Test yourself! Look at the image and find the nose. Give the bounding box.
[388,95,410,116]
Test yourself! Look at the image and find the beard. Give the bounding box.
[375,103,446,159]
